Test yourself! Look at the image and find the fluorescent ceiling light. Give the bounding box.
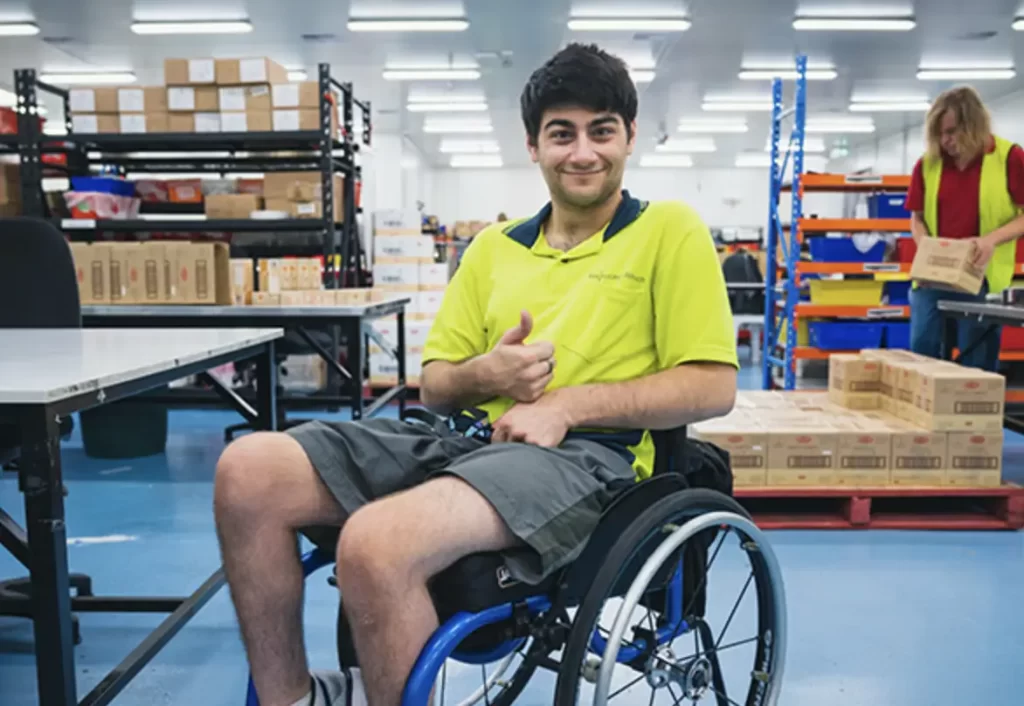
[41,72,137,85]
[678,119,748,133]
[629,70,656,83]
[916,67,1015,80]
[450,154,503,167]
[439,140,500,154]
[130,20,252,34]
[0,22,39,36]
[349,19,468,32]
[383,68,480,81]
[287,70,308,81]
[640,154,694,168]
[1014,18,1024,31]
[424,120,493,134]
[656,138,716,153]
[702,101,772,112]
[568,18,691,31]
[806,121,875,134]
[849,101,930,112]
[793,17,915,31]
[739,68,837,81]
[407,102,487,112]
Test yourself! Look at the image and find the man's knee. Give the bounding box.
[214,432,306,520]
[336,502,415,589]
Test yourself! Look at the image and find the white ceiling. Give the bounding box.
[1,0,1024,167]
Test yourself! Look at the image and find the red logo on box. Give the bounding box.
[796,436,812,444]
[728,435,745,443]
[858,436,874,443]
[965,381,980,389]
[914,436,929,444]
[971,435,985,444]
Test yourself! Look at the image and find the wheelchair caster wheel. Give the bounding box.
[581,655,601,683]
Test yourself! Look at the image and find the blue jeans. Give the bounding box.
[909,285,1001,371]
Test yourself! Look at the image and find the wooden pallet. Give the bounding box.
[735,485,1024,530]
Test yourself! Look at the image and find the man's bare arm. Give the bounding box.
[549,362,737,430]
[419,358,502,417]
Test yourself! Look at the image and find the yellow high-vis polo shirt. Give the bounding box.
[422,190,739,478]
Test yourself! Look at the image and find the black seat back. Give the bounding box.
[0,217,81,328]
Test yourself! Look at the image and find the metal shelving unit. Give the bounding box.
[12,63,372,288]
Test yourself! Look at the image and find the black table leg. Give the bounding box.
[255,340,279,432]
[396,309,407,418]
[20,405,76,706]
[344,319,365,421]
[940,313,957,361]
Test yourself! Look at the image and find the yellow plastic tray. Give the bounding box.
[808,280,884,306]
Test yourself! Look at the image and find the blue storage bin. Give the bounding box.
[885,280,912,305]
[70,176,135,197]
[808,238,887,263]
[808,321,884,350]
[884,322,910,349]
[868,193,908,218]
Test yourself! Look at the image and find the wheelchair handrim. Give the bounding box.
[596,510,787,706]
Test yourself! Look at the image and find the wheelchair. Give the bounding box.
[245,414,787,706]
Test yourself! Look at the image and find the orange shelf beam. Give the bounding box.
[799,218,910,233]
[793,348,1024,362]
[782,173,912,193]
[792,304,909,318]
[795,261,911,275]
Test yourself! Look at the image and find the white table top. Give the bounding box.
[0,328,283,405]
[82,297,410,320]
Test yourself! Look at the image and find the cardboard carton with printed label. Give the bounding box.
[910,237,986,295]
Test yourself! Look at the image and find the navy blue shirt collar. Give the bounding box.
[503,190,645,248]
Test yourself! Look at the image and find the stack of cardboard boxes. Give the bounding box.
[0,163,20,216]
[370,209,447,386]
[69,241,231,305]
[65,56,337,136]
[693,352,1004,489]
[452,220,491,239]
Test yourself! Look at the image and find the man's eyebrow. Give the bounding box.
[543,118,575,131]
[588,115,619,128]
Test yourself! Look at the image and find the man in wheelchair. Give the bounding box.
[214,44,739,706]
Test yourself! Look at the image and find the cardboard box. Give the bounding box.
[374,235,435,263]
[215,57,288,85]
[335,288,373,306]
[205,193,263,219]
[418,263,448,290]
[834,425,891,486]
[890,425,947,486]
[911,365,1005,432]
[180,242,231,304]
[220,110,272,132]
[219,85,272,112]
[71,114,119,134]
[258,258,283,293]
[416,290,444,317]
[272,82,320,109]
[692,425,768,487]
[766,426,837,486]
[264,172,341,201]
[167,179,204,204]
[279,259,299,290]
[168,113,195,133]
[167,86,219,112]
[230,258,255,305]
[373,263,419,291]
[69,243,109,304]
[374,209,422,236]
[829,353,881,393]
[252,291,280,306]
[69,88,120,114]
[828,389,881,410]
[117,87,167,113]
[272,107,337,134]
[105,243,130,303]
[297,259,322,289]
[195,112,221,133]
[164,58,216,85]
[910,237,985,295]
[135,242,168,303]
[0,164,19,208]
[946,432,1003,487]
[119,113,169,134]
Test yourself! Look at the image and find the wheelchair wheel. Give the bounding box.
[431,637,547,706]
[554,489,785,706]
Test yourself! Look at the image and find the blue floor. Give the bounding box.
[2,361,1024,705]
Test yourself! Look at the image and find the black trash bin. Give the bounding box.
[80,389,169,459]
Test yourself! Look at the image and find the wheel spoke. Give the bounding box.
[674,634,760,664]
[608,672,649,700]
[440,661,447,706]
[667,683,686,706]
[715,571,754,650]
[712,687,743,706]
[680,528,730,621]
[481,665,491,706]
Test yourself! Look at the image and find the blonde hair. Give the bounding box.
[925,85,991,161]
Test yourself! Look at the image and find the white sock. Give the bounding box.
[304,668,368,706]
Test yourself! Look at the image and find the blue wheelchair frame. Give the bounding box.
[245,547,691,706]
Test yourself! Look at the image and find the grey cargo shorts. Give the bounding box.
[287,417,636,584]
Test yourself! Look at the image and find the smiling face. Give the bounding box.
[527,106,636,210]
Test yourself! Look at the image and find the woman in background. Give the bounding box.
[906,86,1024,370]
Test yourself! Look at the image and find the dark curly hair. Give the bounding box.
[520,43,638,145]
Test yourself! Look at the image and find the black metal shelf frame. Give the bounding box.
[12,63,372,288]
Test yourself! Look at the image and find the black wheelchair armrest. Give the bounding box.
[400,408,448,430]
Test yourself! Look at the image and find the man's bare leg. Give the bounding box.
[214,432,347,706]
[336,476,519,706]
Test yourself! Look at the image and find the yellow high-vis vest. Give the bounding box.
[922,134,1022,293]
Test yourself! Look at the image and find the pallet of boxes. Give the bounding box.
[68,241,231,305]
[693,353,1005,490]
[370,210,446,388]
[66,55,336,136]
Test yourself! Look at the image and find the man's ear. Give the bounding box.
[526,135,539,163]
[627,120,638,155]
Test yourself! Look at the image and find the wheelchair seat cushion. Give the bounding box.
[429,550,560,619]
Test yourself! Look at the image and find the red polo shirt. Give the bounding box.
[905,138,1024,238]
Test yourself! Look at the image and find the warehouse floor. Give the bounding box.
[2,363,1024,706]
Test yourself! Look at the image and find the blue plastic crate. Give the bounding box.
[808,321,884,350]
[70,176,135,197]
[868,193,907,219]
[885,280,912,305]
[808,238,886,263]
[884,322,911,349]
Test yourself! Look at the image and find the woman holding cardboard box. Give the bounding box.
[906,85,1024,371]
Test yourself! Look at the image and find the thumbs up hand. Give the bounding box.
[481,310,556,403]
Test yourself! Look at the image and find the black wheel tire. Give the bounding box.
[554,489,755,706]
